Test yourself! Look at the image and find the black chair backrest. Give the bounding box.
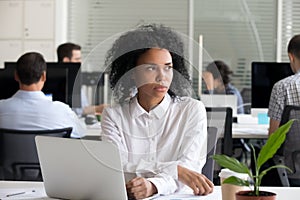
[240,88,251,114]
[206,107,233,156]
[278,105,300,180]
[0,127,72,181]
[202,126,218,181]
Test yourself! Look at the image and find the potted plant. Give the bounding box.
[212,119,294,200]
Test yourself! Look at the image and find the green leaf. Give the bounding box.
[260,164,293,177]
[257,120,294,169]
[212,154,250,174]
[222,176,250,187]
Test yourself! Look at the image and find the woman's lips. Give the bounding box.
[154,85,168,92]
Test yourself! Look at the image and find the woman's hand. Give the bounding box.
[178,165,214,195]
[95,104,108,113]
[82,104,108,115]
[126,177,157,199]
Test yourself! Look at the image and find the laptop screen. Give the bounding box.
[35,136,127,200]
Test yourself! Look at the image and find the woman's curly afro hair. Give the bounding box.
[104,23,192,103]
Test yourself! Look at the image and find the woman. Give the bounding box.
[101,24,213,199]
[203,60,245,114]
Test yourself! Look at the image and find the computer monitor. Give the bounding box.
[251,62,294,109]
[0,67,19,100]
[1,62,81,108]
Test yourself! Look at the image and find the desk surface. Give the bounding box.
[85,121,269,139]
[233,114,269,139]
[1,181,300,200]
[84,112,270,139]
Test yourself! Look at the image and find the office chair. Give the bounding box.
[202,126,218,181]
[205,107,233,184]
[240,88,251,114]
[273,105,300,186]
[0,127,72,181]
[206,107,233,156]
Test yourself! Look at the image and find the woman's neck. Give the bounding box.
[137,94,164,112]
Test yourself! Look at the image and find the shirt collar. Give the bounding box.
[130,94,172,119]
[14,90,48,99]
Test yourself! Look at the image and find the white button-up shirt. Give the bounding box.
[101,94,207,195]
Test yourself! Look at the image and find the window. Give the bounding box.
[194,0,277,91]
[67,0,189,72]
[280,0,300,61]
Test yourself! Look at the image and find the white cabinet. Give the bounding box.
[24,0,54,39]
[0,0,55,68]
[0,1,23,39]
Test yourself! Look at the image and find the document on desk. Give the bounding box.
[0,188,47,199]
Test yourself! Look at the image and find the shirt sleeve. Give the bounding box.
[101,100,207,195]
[66,106,87,138]
[268,81,285,121]
[73,88,91,116]
[226,85,244,114]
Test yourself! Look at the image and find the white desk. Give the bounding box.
[1,181,300,200]
[0,181,49,199]
[232,114,269,139]
[85,121,269,139]
[84,114,270,139]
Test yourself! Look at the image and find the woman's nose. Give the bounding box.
[155,68,165,82]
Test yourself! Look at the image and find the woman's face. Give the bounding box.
[133,48,173,100]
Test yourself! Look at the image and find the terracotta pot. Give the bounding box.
[236,190,276,200]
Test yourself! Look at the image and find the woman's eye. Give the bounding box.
[146,65,156,71]
[165,65,173,70]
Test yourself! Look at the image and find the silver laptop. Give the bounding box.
[35,136,127,200]
[201,94,238,116]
